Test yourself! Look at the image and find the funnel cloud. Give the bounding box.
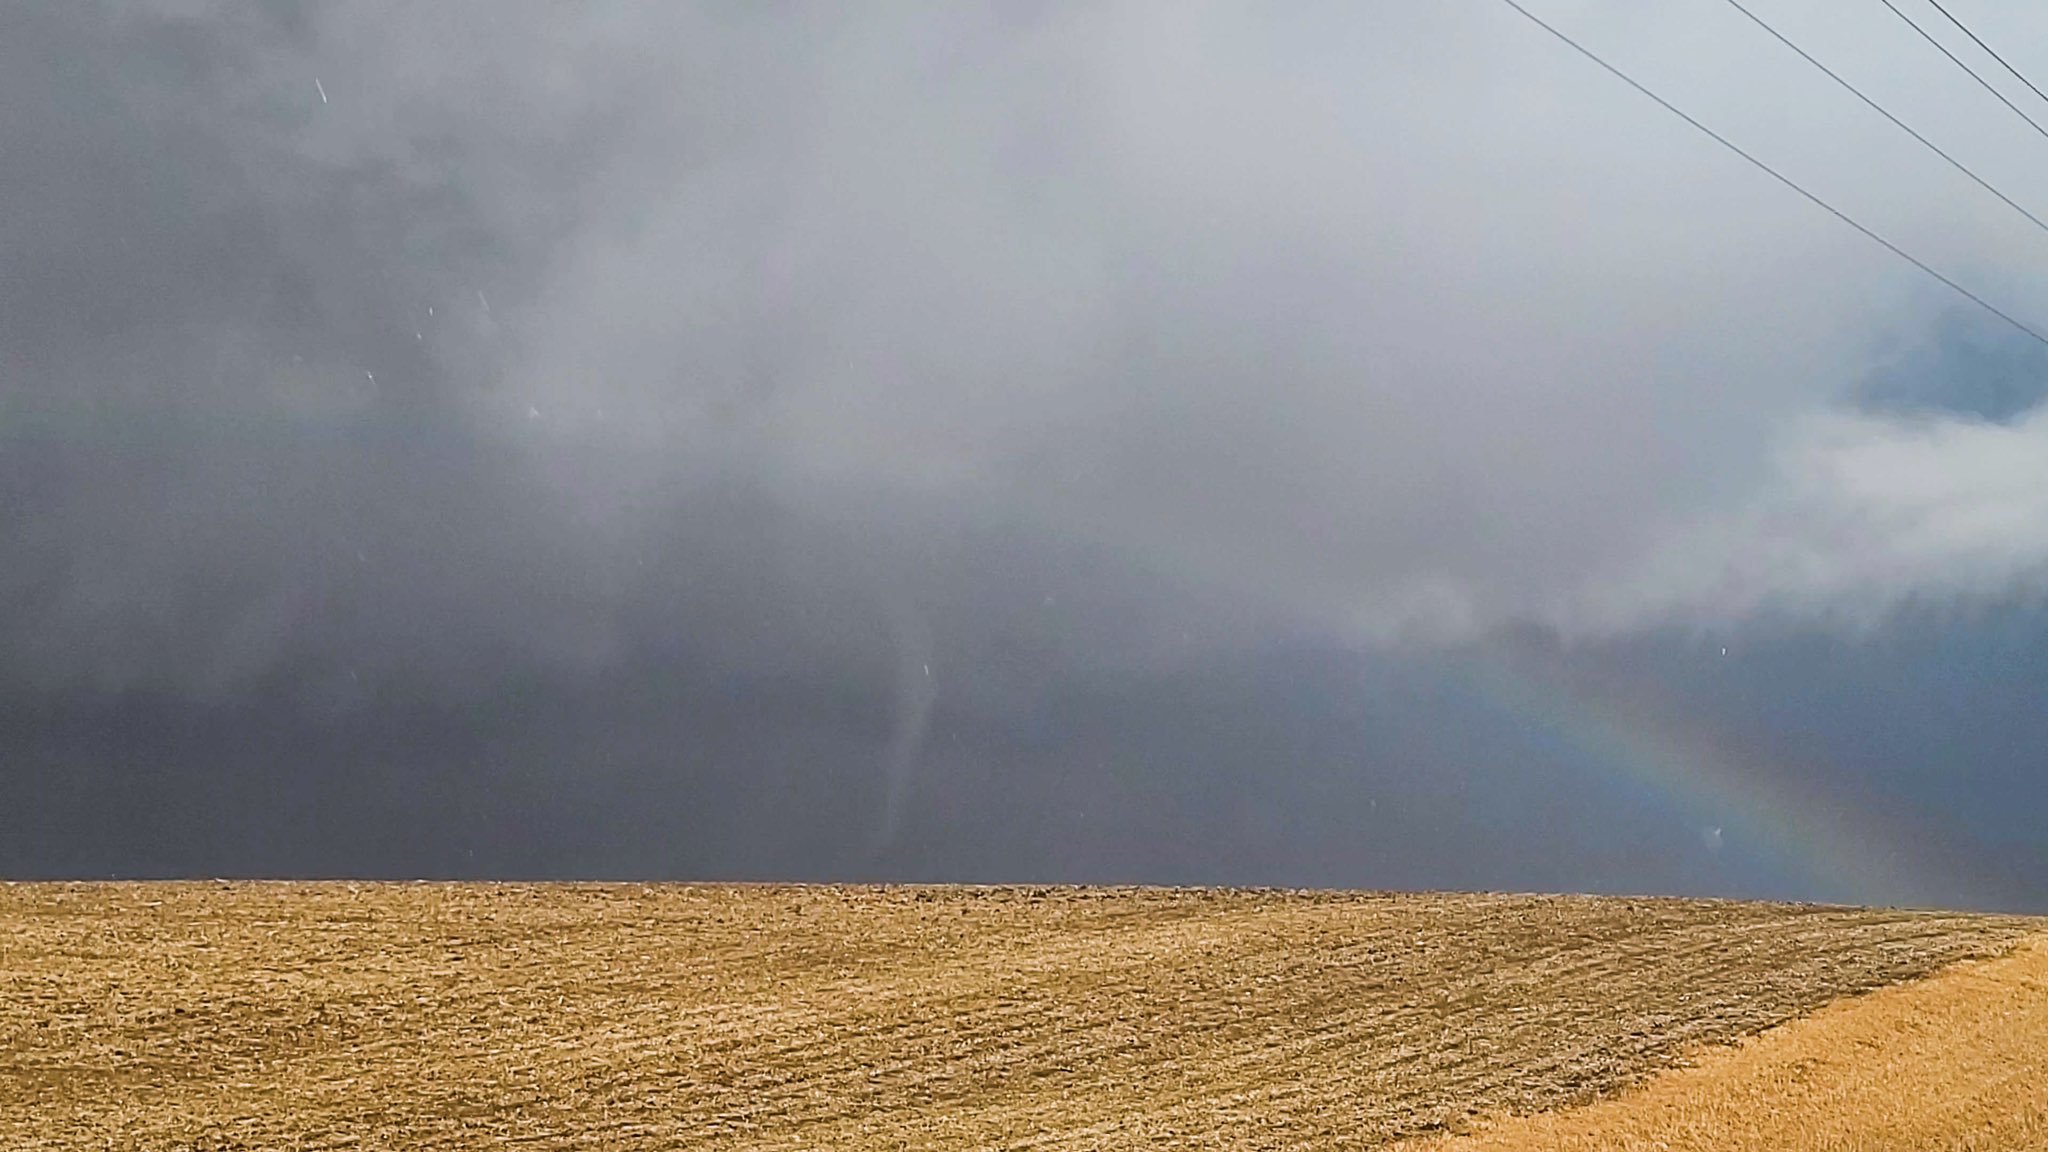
[6,2,2048,908]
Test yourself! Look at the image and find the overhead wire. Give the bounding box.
[1923,0,2048,111]
[1719,0,2048,241]
[1876,0,2048,145]
[1492,0,2048,349]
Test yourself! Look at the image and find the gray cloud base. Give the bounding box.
[6,2,2048,902]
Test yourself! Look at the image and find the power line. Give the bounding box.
[1877,0,2048,146]
[1924,0,2048,110]
[1720,0,2048,241]
[1492,0,2048,349]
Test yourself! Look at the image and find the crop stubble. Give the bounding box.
[0,883,2036,1149]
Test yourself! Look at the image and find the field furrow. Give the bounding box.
[1,883,2036,1150]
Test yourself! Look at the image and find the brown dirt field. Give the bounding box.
[1405,935,2048,1152]
[0,883,2038,1150]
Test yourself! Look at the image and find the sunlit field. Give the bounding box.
[3,883,2039,1149]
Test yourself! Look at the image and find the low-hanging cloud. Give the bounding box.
[468,0,2048,649]
[10,0,2048,711]
[1582,403,2048,630]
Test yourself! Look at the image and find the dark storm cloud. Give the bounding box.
[15,0,2048,692]
[2,1,1260,708]
[6,2,2048,902]
[2,1,591,699]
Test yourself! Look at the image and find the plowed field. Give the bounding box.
[1,883,2037,1149]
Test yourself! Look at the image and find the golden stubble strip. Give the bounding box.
[1407,933,2048,1152]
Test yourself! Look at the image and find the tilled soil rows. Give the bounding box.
[1,883,2036,1149]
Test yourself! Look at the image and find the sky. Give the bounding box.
[5,0,2048,909]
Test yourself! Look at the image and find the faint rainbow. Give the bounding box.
[1452,653,1956,908]
[997,516,1963,905]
